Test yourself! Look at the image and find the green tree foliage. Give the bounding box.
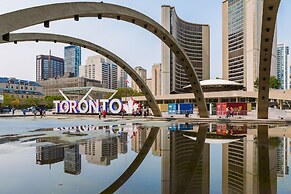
[0,95,64,109]
[107,88,143,99]
[254,76,281,89]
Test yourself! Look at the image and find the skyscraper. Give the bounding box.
[222,0,277,91]
[36,54,64,81]
[80,137,118,166]
[151,63,161,96]
[161,130,210,193]
[117,67,128,88]
[161,5,210,95]
[64,144,81,175]
[64,45,81,77]
[277,44,290,89]
[79,55,118,89]
[132,66,147,92]
[277,137,290,177]
[222,132,278,194]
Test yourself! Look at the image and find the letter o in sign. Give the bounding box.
[78,100,89,113]
[109,99,122,114]
[61,101,70,113]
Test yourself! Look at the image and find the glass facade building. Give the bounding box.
[64,45,81,77]
[222,0,278,91]
[277,44,290,89]
[161,5,210,94]
[227,0,244,84]
[36,55,64,81]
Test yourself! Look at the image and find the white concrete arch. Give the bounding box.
[257,0,281,119]
[0,32,162,117]
[0,2,209,118]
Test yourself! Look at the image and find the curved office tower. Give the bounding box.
[161,5,210,95]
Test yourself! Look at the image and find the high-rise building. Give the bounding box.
[161,130,210,193]
[132,66,147,92]
[64,45,81,77]
[222,0,277,91]
[64,144,81,175]
[277,44,290,89]
[79,55,119,89]
[118,132,128,154]
[152,63,161,96]
[80,137,118,166]
[36,54,64,81]
[118,67,128,88]
[277,137,290,177]
[161,5,210,94]
[146,78,152,92]
[35,137,64,165]
[131,128,146,153]
[222,132,278,194]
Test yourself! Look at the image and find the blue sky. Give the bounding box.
[0,0,290,81]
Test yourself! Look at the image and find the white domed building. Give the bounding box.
[183,79,245,92]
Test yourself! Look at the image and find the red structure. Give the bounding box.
[216,102,247,117]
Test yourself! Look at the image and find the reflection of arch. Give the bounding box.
[0,33,161,117]
[100,127,160,193]
[101,124,208,193]
[0,2,209,118]
[257,1,280,119]
[257,125,271,193]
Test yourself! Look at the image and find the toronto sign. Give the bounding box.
[53,98,139,114]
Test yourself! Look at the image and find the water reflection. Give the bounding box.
[0,122,291,193]
[64,144,81,175]
[36,137,64,166]
[161,124,210,194]
[101,126,160,193]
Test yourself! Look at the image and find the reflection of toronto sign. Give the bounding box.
[53,98,139,114]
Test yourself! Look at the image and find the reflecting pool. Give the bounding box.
[0,118,291,194]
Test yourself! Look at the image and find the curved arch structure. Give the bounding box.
[257,0,280,119]
[0,2,209,118]
[0,32,161,117]
[101,124,208,193]
[101,127,160,193]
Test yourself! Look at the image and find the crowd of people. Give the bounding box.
[22,106,46,118]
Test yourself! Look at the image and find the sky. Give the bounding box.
[0,0,290,81]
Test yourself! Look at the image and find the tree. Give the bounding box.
[0,95,64,109]
[254,76,281,89]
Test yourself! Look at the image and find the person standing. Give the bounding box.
[98,111,102,119]
[40,109,43,118]
[230,107,234,117]
[121,109,125,118]
[102,110,106,118]
[226,107,229,118]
